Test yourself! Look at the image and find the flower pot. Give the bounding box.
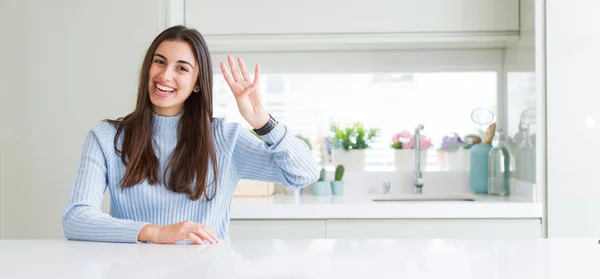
[446,149,470,171]
[332,149,366,172]
[394,149,428,172]
[312,181,329,196]
[330,181,344,195]
[436,150,448,169]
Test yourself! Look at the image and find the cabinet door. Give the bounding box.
[326,219,542,239]
[229,220,326,239]
[186,0,519,35]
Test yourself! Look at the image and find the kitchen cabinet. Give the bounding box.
[326,219,542,239]
[229,220,327,239]
[229,219,542,239]
[545,0,600,237]
[183,0,520,52]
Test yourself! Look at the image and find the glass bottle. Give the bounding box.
[488,129,511,196]
[515,123,536,183]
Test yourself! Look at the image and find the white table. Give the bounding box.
[0,239,598,278]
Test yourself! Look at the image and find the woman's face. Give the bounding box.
[148,40,199,116]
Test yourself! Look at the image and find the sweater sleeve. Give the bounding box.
[215,118,320,189]
[62,126,148,243]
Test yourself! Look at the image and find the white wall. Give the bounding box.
[0,0,7,237]
[546,0,600,237]
[1,0,163,239]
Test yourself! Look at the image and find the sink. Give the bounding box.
[372,193,482,202]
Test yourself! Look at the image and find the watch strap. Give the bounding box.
[253,114,278,136]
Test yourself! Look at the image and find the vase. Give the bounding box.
[312,181,329,196]
[332,149,366,171]
[469,144,493,194]
[330,181,344,195]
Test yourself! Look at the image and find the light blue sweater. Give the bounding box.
[62,113,319,243]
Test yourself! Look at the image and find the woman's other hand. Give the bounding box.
[138,221,219,244]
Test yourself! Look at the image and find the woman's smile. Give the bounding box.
[153,82,176,99]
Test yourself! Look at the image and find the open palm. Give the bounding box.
[220,55,268,129]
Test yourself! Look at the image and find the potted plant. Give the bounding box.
[312,168,328,196]
[439,133,471,171]
[330,165,345,195]
[330,122,379,171]
[391,130,432,172]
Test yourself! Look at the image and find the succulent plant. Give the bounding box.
[334,165,345,181]
[318,168,326,181]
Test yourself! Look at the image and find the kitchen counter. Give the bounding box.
[0,239,597,278]
[230,194,544,219]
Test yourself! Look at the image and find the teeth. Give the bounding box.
[156,83,175,92]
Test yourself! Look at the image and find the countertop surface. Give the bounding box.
[1,239,597,278]
[230,194,544,219]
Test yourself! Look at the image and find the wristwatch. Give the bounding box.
[253,114,278,136]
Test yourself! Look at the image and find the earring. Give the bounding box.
[194,86,199,92]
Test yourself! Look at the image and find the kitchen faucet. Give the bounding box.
[413,124,424,194]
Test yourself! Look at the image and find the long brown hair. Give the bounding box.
[105,25,217,201]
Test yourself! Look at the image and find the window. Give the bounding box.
[211,49,501,171]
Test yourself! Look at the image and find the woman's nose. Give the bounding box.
[158,67,175,82]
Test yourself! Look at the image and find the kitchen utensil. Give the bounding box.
[482,123,496,144]
[471,108,495,127]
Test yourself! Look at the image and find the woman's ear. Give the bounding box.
[193,85,200,92]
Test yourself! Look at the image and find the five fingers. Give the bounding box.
[220,55,259,90]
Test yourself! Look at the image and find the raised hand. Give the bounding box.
[220,55,270,129]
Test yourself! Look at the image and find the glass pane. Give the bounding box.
[214,72,497,171]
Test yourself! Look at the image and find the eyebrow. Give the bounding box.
[153,53,194,69]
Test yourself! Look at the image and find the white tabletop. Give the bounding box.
[1,239,598,278]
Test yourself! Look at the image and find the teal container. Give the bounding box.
[330,181,344,195]
[312,181,329,196]
[469,144,493,194]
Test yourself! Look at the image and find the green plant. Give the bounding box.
[330,122,380,150]
[391,142,403,149]
[334,165,345,181]
[295,134,312,150]
[318,168,326,181]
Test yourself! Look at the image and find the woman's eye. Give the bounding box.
[178,66,189,72]
[153,59,165,65]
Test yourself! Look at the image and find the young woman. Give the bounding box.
[62,25,319,244]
